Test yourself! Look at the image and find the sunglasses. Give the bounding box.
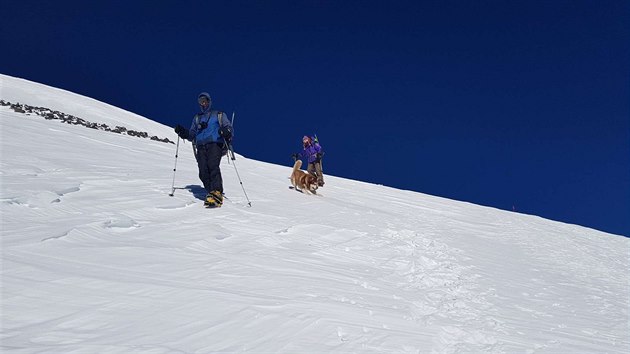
[198,97,210,105]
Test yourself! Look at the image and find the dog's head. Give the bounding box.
[303,173,319,193]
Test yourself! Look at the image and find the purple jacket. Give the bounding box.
[298,142,323,163]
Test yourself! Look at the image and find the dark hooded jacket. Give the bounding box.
[187,92,233,146]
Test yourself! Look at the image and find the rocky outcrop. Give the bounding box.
[1,100,174,144]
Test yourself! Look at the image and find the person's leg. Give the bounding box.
[307,162,316,176]
[314,161,324,186]
[206,143,224,205]
[196,145,212,193]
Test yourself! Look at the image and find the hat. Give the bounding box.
[198,92,212,105]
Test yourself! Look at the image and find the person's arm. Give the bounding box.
[174,117,196,141]
[313,143,324,160]
[219,112,233,142]
[188,118,198,141]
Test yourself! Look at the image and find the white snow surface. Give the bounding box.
[1,74,629,353]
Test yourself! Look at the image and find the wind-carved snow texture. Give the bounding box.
[1,75,629,353]
[376,228,502,353]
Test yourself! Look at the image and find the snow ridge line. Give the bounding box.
[0,100,175,144]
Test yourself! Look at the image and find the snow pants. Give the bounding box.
[307,160,324,185]
[196,142,223,194]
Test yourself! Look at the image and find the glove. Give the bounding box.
[220,126,232,142]
[291,153,299,161]
[174,124,188,139]
[198,121,208,131]
[316,152,323,160]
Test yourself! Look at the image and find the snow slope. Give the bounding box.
[0,75,172,139]
[1,74,629,353]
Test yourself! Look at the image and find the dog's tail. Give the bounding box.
[293,159,302,172]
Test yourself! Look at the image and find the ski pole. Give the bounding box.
[225,112,236,165]
[169,136,180,196]
[227,142,252,207]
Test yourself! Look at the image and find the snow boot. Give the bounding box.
[208,190,223,208]
[204,193,221,208]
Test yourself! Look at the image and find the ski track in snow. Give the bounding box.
[1,75,629,353]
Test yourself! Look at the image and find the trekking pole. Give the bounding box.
[225,112,236,165]
[168,136,181,196]
[227,142,252,207]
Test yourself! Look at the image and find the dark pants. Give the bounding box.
[307,160,324,184]
[196,143,223,194]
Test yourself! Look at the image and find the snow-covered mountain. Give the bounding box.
[1,74,628,353]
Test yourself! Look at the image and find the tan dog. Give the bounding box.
[291,160,318,194]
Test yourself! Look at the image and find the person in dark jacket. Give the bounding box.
[175,92,233,208]
[293,135,324,186]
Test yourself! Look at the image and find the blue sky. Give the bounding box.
[2,0,628,236]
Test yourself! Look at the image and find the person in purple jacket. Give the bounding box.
[293,135,325,186]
